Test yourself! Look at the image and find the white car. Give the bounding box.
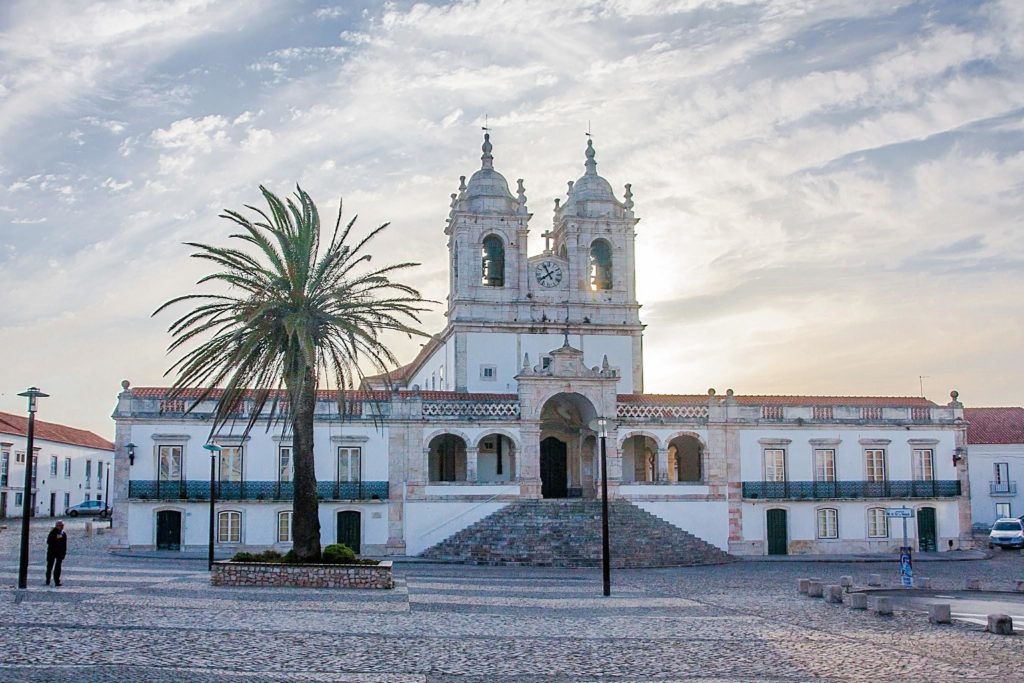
[64,500,110,518]
[988,518,1024,550]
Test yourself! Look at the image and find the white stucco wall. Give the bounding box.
[741,500,962,554]
[126,422,389,483]
[635,500,729,550]
[126,500,389,551]
[968,443,1024,526]
[1,435,112,518]
[739,427,958,482]
[403,501,509,555]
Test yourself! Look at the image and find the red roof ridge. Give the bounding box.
[0,411,113,451]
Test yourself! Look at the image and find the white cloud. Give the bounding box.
[101,177,133,192]
[1,0,1022,437]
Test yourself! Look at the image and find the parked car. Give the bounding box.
[988,518,1024,549]
[64,500,110,518]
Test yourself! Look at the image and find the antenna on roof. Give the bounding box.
[918,375,929,397]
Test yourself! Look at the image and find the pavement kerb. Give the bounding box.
[741,550,991,563]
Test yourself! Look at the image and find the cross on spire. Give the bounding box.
[541,229,554,252]
[482,114,489,132]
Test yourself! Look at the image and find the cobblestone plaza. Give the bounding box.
[0,520,1021,682]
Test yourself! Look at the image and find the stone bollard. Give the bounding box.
[849,593,868,610]
[1014,580,1024,593]
[987,614,1014,635]
[798,578,810,594]
[85,522,93,536]
[840,576,853,589]
[928,603,951,624]
[966,578,981,591]
[872,596,893,616]
[825,585,844,604]
[807,581,824,598]
[868,573,882,587]
[915,577,931,589]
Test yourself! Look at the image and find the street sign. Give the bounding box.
[886,507,914,518]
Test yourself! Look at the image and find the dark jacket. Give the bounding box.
[46,527,67,559]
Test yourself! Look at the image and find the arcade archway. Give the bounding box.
[539,393,598,498]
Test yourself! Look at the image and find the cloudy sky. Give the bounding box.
[1,0,1022,437]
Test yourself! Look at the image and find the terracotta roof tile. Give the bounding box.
[617,393,936,407]
[0,412,113,451]
[965,407,1024,445]
[130,387,517,403]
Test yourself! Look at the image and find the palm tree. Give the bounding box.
[155,186,427,561]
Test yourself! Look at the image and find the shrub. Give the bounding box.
[321,543,356,564]
[283,549,300,564]
[231,550,284,564]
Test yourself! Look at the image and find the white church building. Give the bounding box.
[110,135,972,562]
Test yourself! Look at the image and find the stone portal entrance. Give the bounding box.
[538,392,598,499]
[540,437,568,498]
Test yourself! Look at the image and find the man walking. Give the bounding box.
[45,520,67,587]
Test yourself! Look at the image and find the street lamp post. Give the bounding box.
[17,387,48,589]
[203,443,222,571]
[589,416,612,597]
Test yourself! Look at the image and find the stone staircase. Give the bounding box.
[420,499,733,567]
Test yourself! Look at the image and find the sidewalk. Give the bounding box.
[741,549,991,563]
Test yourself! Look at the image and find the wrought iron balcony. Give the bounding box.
[990,481,1018,496]
[742,480,960,500]
[128,480,389,501]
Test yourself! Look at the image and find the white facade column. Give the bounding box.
[656,445,669,483]
[466,447,479,483]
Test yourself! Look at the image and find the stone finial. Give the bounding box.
[481,132,493,169]
[458,175,467,192]
[708,388,716,396]
[516,178,527,215]
[602,355,610,371]
[623,183,633,211]
[726,388,734,396]
[567,180,574,195]
[522,353,530,369]
[948,389,962,407]
[584,138,597,175]
[121,379,131,391]
[554,197,560,211]
[449,192,458,209]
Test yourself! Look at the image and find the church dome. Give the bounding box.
[561,139,624,219]
[460,133,519,214]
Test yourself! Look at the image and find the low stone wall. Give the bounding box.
[211,561,393,589]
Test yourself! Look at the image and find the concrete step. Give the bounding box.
[420,499,733,567]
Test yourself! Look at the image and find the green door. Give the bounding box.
[337,511,361,554]
[917,507,937,552]
[156,510,181,551]
[767,508,788,555]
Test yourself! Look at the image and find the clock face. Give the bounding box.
[535,260,563,288]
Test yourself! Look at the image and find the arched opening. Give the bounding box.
[667,435,703,482]
[428,434,467,482]
[589,239,612,291]
[540,392,599,498]
[477,433,516,482]
[481,234,505,287]
[622,434,658,483]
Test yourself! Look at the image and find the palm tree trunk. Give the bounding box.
[290,364,321,561]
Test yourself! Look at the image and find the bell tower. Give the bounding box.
[545,138,643,389]
[444,133,530,324]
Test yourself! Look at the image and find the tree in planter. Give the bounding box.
[156,186,427,561]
